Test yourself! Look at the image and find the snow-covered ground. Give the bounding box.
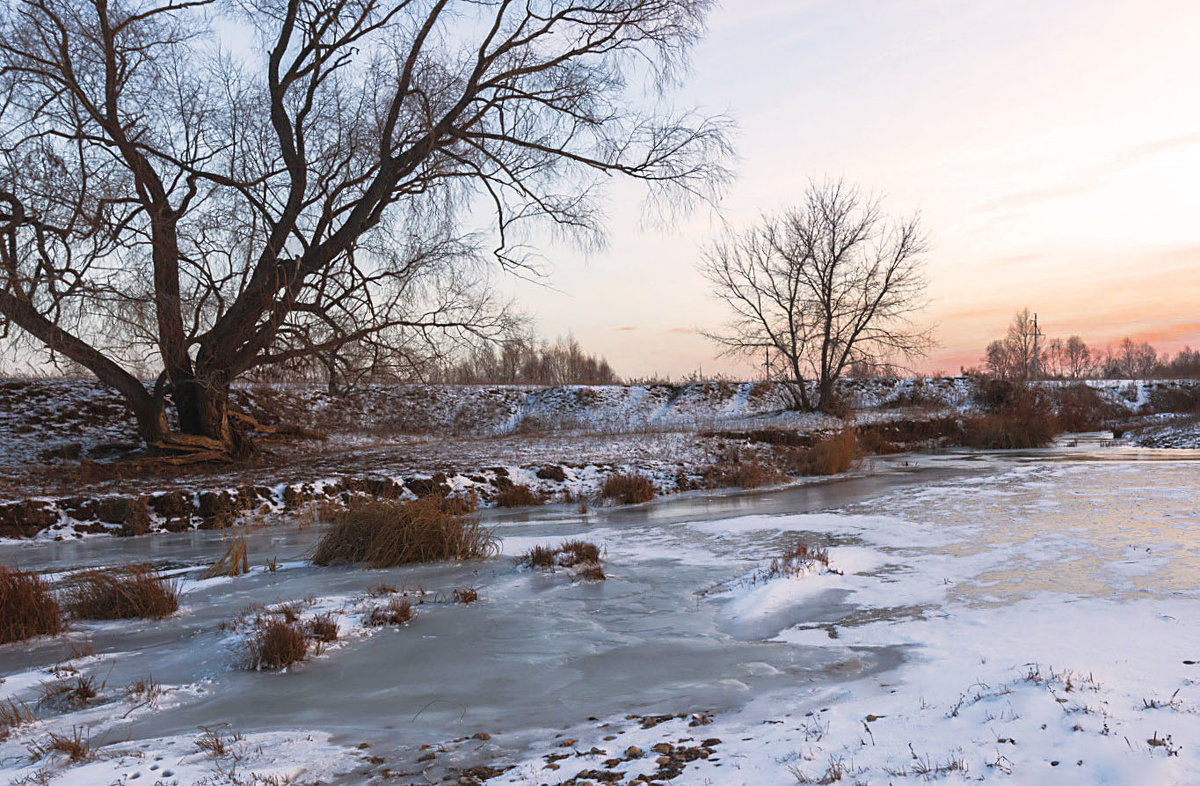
[0,447,1197,784]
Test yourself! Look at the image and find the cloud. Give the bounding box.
[980,130,1200,213]
[667,327,697,335]
[615,326,638,332]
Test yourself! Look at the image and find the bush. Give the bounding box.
[1050,384,1126,431]
[1148,385,1200,414]
[516,541,605,581]
[0,566,62,644]
[365,597,414,626]
[781,427,858,476]
[63,565,179,620]
[705,460,787,489]
[312,497,498,568]
[493,484,543,508]
[960,412,1058,449]
[601,472,656,504]
[306,614,339,643]
[247,619,309,670]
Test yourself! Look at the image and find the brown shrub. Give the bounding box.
[601,473,656,504]
[780,428,858,476]
[306,613,339,643]
[1051,384,1126,431]
[705,460,787,489]
[312,496,498,568]
[247,619,309,670]
[517,541,606,580]
[558,540,601,566]
[856,417,964,454]
[63,565,179,620]
[517,545,557,569]
[0,566,62,644]
[365,597,414,626]
[960,413,1058,449]
[1148,385,1200,415]
[493,484,544,508]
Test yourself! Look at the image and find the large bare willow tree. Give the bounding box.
[0,0,731,456]
[701,179,931,412]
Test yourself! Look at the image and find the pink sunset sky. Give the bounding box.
[503,0,1200,379]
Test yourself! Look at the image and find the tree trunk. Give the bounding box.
[172,377,250,458]
[816,378,837,413]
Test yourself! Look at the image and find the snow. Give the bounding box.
[2,450,1199,783]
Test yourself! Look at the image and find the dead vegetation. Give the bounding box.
[517,540,606,580]
[0,566,63,644]
[306,613,339,643]
[601,472,656,504]
[37,675,100,711]
[754,541,832,583]
[311,496,497,568]
[62,565,179,620]
[28,726,92,763]
[492,484,544,508]
[365,597,414,626]
[203,537,251,578]
[245,619,309,671]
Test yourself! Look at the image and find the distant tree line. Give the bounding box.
[983,309,1200,380]
[431,335,619,386]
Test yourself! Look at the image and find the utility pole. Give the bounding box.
[1031,312,1045,380]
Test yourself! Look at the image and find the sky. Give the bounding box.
[502,0,1200,379]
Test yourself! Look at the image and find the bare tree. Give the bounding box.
[0,0,731,457]
[984,308,1041,380]
[700,179,931,412]
[1063,335,1093,379]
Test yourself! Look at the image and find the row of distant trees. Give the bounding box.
[983,309,1200,380]
[431,335,619,386]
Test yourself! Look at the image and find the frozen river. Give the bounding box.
[2,443,1199,784]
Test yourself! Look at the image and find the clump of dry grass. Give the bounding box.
[704,459,788,489]
[37,675,99,710]
[755,541,831,583]
[601,472,656,504]
[0,698,35,740]
[312,497,498,568]
[365,597,414,626]
[452,587,478,604]
[0,566,62,645]
[246,619,309,670]
[517,540,606,581]
[306,613,339,643]
[493,484,544,508]
[62,565,179,620]
[202,536,250,579]
[29,726,91,762]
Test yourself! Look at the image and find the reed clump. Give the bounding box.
[0,566,62,644]
[246,619,308,670]
[63,565,179,620]
[601,472,656,504]
[312,497,497,568]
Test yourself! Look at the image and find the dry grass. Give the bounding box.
[0,566,62,645]
[452,587,478,604]
[29,726,91,763]
[312,497,498,568]
[517,540,606,581]
[37,675,99,710]
[365,597,414,626]
[704,459,787,489]
[601,472,656,504]
[0,698,35,740]
[800,427,858,476]
[756,541,831,582]
[203,536,250,578]
[306,613,339,643]
[62,565,179,620]
[493,484,544,508]
[246,619,309,670]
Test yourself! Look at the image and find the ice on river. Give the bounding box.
[1,451,1198,784]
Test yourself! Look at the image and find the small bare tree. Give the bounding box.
[984,309,1042,380]
[0,0,731,457]
[700,179,931,412]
